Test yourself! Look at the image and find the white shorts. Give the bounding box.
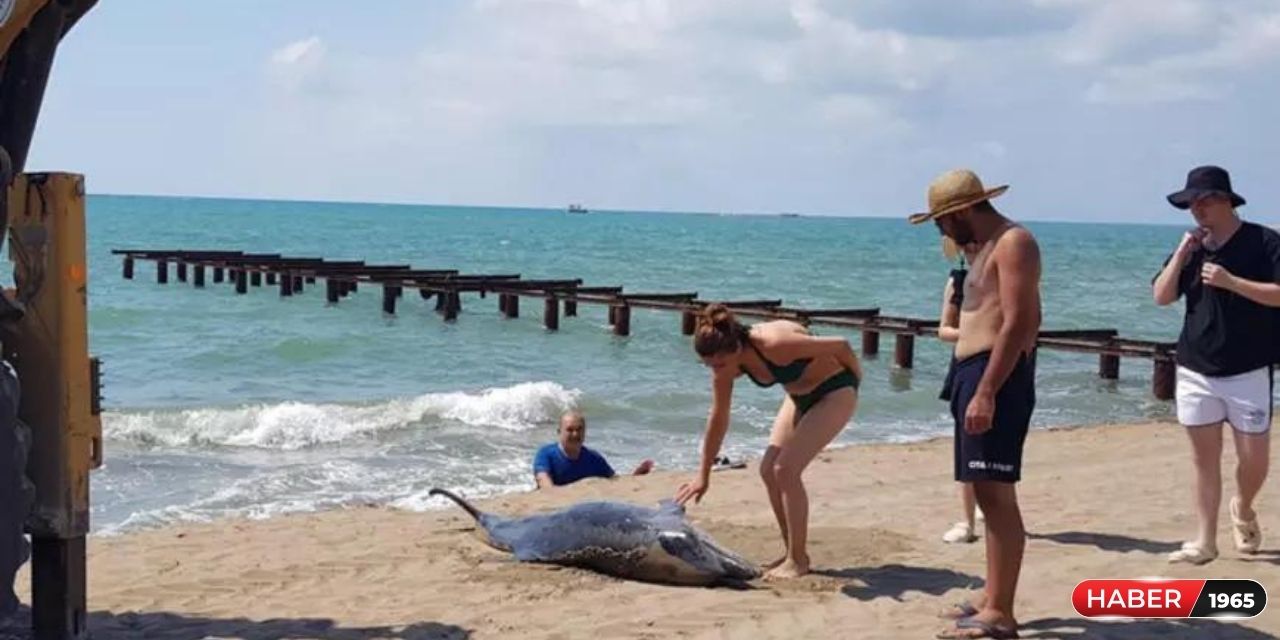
[1176,366,1273,434]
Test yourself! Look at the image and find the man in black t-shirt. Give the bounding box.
[1153,165,1278,566]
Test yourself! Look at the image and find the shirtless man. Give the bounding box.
[909,169,1041,640]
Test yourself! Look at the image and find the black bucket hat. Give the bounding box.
[1167,165,1246,210]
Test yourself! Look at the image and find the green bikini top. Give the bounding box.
[741,340,811,388]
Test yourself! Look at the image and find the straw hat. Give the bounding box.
[908,169,1008,225]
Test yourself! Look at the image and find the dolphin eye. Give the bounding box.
[657,530,700,558]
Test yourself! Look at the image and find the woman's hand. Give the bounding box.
[841,341,863,381]
[674,475,709,506]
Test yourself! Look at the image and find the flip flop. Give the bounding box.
[943,522,978,544]
[938,601,980,620]
[1231,497,1262,554]
[1167,542,1218,565]
[711,456,747,472]
[936,617,1019,639]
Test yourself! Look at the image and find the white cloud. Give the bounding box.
[1081,7,1280,104]
[252,0,956,146]
[1084,75,1217,105]
[978,141,1007,159]
[1050,0,1215,66]
[221,0,1280,217]
[778,5,959,94]
[815,94,909,135]
[267,36,326,93]
[271,36,324,67]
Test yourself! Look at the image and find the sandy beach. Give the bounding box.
[9,420,1279,639]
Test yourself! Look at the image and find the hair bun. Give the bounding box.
[693,303,746,357]
[699,303,734,329]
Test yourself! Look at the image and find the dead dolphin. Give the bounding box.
[430,488,760,586]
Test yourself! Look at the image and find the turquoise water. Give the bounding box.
[88,195,1201,533]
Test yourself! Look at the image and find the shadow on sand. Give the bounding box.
[1021,616,1273,639]
[1,606,470,640]
[816,564,983,602]
[1027,530,1182,554]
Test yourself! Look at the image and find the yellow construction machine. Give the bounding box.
[0,1,102,638]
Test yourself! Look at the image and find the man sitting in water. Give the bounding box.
[533,411,654,488]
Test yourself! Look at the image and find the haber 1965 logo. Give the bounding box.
[1073,579,1267,619]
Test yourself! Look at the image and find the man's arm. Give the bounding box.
[533,448,556,489]
[1213,274,1280,307]
[967,230,1040,433]
[1153,256,1187,306]
[1154,232,1200,306]
[1203,231,1280,306]
[598,453,617,479]
[593,453,648,480]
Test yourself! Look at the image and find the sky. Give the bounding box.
[23,0,1280,222]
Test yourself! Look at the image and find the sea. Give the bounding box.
[79,195,1228,534]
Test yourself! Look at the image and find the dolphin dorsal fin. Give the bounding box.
[657,499,686,515]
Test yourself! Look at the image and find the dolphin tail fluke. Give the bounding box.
[429,487,485,523]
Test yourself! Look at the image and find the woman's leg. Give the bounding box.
[942,483,980,544]
[962,482,978,529]
[765,388,857,579]
[761,397,797,568]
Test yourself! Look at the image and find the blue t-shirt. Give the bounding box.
[533,443,616,486]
